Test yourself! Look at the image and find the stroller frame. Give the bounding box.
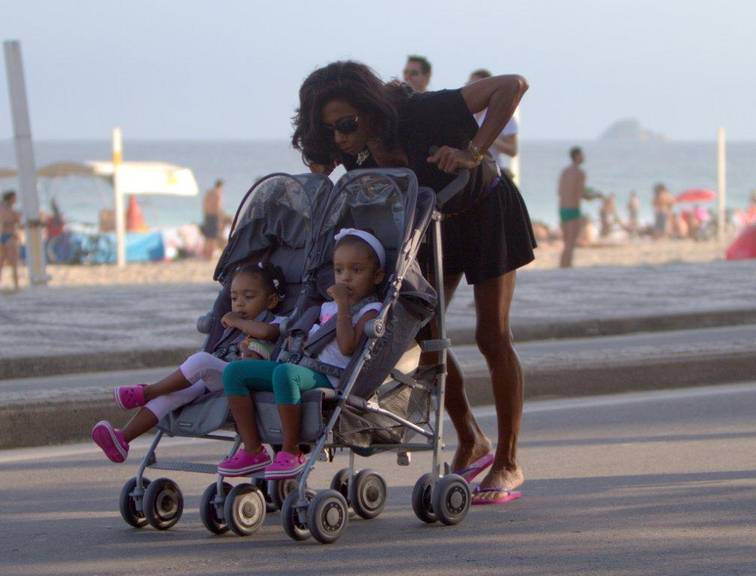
[281,168,473,543]
[118,168,474,542]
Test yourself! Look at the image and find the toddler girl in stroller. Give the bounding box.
[91,263,287,463]
[218,228,385,478]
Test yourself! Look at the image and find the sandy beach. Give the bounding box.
[0,237,734,290]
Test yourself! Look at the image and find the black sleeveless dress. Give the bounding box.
[344,88,536,284]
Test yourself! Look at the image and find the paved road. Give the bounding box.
[2,384,755,576]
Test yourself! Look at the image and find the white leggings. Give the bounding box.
[144,352,228,420]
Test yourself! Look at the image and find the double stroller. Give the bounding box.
[117,166,473,544]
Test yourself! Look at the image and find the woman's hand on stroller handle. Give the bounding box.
[428,146,471,208]
[427,145,478,173]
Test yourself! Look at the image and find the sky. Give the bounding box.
[1,0,754,141]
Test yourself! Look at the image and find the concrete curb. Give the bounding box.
[5,309,756,381]
[2,350,755,450]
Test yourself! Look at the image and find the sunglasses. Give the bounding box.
[323,115,360,135]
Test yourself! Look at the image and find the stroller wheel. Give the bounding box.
[349,470,387,520]
[254,477,278,513]
[307,490,349,544]
[199,481,232,535]
[224,483,266,537]
[269,477,299,511]
[143,477,184,530]
[119,476,151,528]
[281,490,313,541]
[431,474,470,526]
[411,473,437,524]
[329,468,352,504]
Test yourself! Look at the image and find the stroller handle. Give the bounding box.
[428,146,470,208]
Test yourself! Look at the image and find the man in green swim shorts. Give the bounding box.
[557,147,602,268]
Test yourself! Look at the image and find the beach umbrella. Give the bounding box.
[676,188,717,203]
[36,162,100,178]
[725,224,756,260]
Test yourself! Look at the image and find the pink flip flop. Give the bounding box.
[471,486,522,506]
[453,453,495,483]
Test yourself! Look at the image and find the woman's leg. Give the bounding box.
[421,269,492,471]
[436,273,494,472]
[9,239,19,290]
[473,270,525,493]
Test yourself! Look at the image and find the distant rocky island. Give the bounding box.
[600,118,669,142]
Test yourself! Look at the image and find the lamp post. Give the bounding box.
[113,127,126,267]
[716,127,726,243]
[3,40,48,285]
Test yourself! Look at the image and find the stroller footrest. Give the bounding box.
[252,389,332,444]
[148,460,218,475]
[419,338,451,352]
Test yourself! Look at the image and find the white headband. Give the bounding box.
[334,228,386,269]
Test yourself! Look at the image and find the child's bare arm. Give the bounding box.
[221,312,280,341]
[237,319,280,341]
[335,304,379,356]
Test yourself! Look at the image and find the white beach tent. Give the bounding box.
[35,161,199,197]
[2,160,199,266]
[39,160,199,266]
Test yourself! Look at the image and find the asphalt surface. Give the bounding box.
[2,383,755,576]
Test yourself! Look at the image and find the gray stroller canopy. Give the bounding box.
[214,173,332,283]
[310,169,418,278]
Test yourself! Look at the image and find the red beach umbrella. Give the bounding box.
[725,224,756,260]
[676,188,717,203]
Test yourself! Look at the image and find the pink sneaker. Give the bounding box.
[264,451,307,480]
[217,446,272,477]
[113,384,147,410]
[91,420,129,463]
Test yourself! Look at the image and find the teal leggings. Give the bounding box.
[223,360,331,405]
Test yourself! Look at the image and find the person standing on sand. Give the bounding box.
[652,183,675,239]
[402,55,432,93]
[627,191,640,235]
[599,193,618,238]
[558,147,602,267]
[202,179,224,260]
[0,190,22,292]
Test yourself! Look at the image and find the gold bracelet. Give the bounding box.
[467,142,485,165]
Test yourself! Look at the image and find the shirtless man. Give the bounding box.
[202,179,224,260]
[0,190,22,291]
[558,147,601,268]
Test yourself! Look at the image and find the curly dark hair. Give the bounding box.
[291,61,408,167]
[233,262,287,301]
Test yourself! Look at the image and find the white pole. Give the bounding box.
[509,107,521,186]
[113,127,126,267]
[717,127,726,243]
[3,40,48,285]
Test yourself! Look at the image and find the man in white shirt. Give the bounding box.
[468,69,518,174]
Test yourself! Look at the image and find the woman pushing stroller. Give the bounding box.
[91,262,287,463]
[292,61,534,503]
[218,228,385,479]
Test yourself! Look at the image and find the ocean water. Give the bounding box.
[1,139,754,230]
